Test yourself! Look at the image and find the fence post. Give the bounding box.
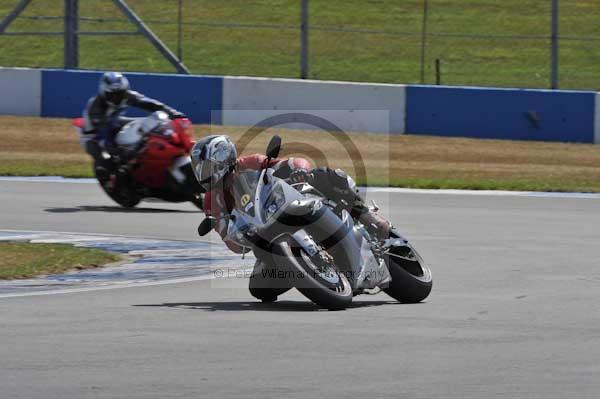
[64,0,79,69]
[177,0,183,61]
[300,0,309,79]
[112,0,189,74]
[419,0,429,84]
[0,0,33,33]
[550,0,559,89]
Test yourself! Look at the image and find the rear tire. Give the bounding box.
[383,243,432,303]
[272,237,353,310]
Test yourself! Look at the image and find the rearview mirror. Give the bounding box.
[197,217,217,237]
[266,135,282,159]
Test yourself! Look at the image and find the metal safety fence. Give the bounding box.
[1,0,598,90]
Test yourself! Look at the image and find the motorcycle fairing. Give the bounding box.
[227,168,392,291]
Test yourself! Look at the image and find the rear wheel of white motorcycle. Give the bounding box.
[272,237,353,311]
[383,242,432,303]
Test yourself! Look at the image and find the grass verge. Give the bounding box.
[1,116,599,192]
[0,241,121,280]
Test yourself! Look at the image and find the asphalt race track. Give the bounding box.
[1,179,600,398]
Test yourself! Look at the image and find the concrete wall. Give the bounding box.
[222,76,405,134]
[0,67,598,143]
[0,67,41,116]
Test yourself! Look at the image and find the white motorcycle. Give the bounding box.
[198,136,432,310]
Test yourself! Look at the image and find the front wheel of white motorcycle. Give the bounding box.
[272,237,353,311]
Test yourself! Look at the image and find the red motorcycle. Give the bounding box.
[73,112,204,209]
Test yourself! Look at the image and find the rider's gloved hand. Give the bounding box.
[288,168,312,184]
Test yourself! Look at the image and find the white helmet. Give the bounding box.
[99,72,130,106]
[190,135,237,191]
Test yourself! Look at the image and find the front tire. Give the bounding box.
[100,184,140,208]
[95,164,141,208]
[272,237,353,310]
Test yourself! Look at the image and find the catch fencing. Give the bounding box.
[0,0,599,90]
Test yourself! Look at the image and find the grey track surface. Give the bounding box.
[1,180,600,398]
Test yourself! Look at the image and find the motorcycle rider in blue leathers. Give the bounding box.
[82,71,185,185]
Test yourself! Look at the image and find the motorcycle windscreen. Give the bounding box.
[231,170,261,217]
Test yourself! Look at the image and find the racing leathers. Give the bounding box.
[83,90,183,151]
[82,90,184,185]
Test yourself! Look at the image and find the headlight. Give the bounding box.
[263,185,286,220]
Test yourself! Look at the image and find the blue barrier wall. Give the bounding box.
[406,85,596,143]
[2,67,594,143]
[41,69,223,124]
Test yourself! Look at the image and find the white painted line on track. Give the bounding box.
[0,227,184,241]
[0,176,96,183]
[2,176,600,198]
[0,274,220,299]
[362,187,600,199]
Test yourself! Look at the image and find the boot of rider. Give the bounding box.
[97,167,118,191]
[248,260,293,302]
[93,157,117,191]
[110,145,137,189]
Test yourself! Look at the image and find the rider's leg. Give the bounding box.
[88,131,130,190]
[309,167,391,240]
[86,138,114,183]
[85,138,102,159]
[248,260,293,302]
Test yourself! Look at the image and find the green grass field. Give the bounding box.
[1,0,599,89]
[0,241,121,279]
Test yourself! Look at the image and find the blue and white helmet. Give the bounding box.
[98,72,130,106]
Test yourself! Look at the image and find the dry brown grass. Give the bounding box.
[1,115,600,191]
